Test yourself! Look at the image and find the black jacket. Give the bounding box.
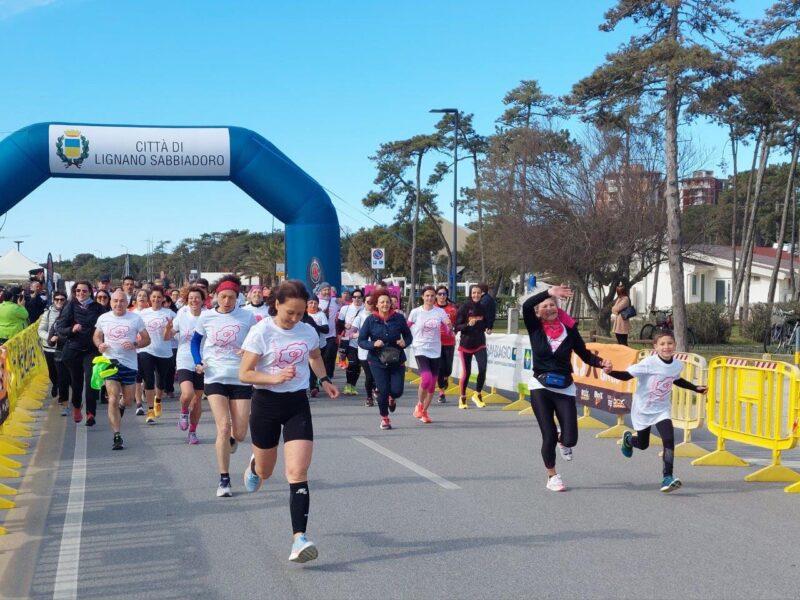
[522,291,602,377]
[454,301,487,350]
[358,311,413,365]
[26,294,47,323]
[55,299,105,354]
[479,293,497,331]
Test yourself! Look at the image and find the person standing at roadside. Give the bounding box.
[611,284,631,346]
[0,286,29,344]
[478,282,497,335]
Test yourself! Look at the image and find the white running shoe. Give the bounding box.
[289,534,318,563]
[559,443,573,461]
[216,478,232,497]
[546,473,566,492]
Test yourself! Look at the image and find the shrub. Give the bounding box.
[686,302,731,344]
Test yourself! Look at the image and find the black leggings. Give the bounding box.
[322,337,337,378]
[138,352,172,391]
[360,359,375,398]
[615,333,628,346]
[437,345,455,390]
[345,346,361,385]
[631,419,676,477]
[65,350,99,416]
[458,348,487,396]
[530,388,578,469]
[44,351,58,396]
[54,357,71,403]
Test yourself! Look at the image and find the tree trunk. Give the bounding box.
[766,130,799,314]
[472,151,487,282]
[408,153,422,313]
[728,127,739,324]
[741,136,772,322]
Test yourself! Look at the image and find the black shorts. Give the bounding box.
[205,382,252,400]
[107,363,138,387]
[138,352,172,390]
[250,389,313,449]
[176,368,204,389]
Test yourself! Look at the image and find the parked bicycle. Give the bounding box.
[763,309,800,355]
[639,308,697,348]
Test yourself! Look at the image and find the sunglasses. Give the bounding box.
[75,289,90,294]
[436,292,447,296]
[96,296,110,300]
[352,295,363,299]
[54,297,66,302]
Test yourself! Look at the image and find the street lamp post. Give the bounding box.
[430,108,459,299]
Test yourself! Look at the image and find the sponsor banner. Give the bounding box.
[48,125,230,177]
[571,343,638,414]
[0,348,6,426]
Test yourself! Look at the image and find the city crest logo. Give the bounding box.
[55,129,90,168]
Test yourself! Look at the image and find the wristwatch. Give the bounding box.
[319,376,331,385]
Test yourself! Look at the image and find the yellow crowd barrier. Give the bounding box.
[692,357,800,489]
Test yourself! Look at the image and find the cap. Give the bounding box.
[99,275,110,283]
[317,281,331,290]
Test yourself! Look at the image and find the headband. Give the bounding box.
[216,281,240,294]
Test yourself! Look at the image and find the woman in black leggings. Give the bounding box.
[454,285,488,410]
[522,285,611,492]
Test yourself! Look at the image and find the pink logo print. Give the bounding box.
[147,318,167,332]
[107,325,130,341]
[214,324,241,347]
[650,377,674,399]
[422,318,439,336]
[277,342,308,368]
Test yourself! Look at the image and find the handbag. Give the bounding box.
[536,372,573,389]
[620,305,637,320]
[378,346,402,366]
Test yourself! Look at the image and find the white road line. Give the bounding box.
[53,425,87,600]
[352,436,461,490]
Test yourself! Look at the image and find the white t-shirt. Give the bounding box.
[627,354,684,431]
[242,303,270,322]
[172,308,204,372]
[95,311,145,371]
[138,307,175,359]
[339,303,365,348]
[241,317,320,393]
[352,309,371,361]
[408,305,449,358]
[318,297,339,339]
[308,311,327,348]
[194,307,257,384]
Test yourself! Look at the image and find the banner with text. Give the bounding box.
[48,125,231,177]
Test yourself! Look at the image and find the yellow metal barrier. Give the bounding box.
[692,357,800,485]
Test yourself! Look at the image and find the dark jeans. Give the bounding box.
[322,337,338,378]
[64,349,100,416]
[368,360,405,417]
[615,333,628,346]
[55,357,72,403]
[44,351,58,396]
[530,388,578,469]
[345,346,361,385]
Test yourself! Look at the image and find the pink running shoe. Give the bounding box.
[178,413,189,431]
[188,431,199,445]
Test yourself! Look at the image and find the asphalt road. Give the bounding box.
[1,374,798,600]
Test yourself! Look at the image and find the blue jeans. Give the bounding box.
[368,360,406,417]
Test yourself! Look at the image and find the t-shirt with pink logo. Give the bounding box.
[241,317,320,393]
[408,306,450,359]
[137,307,175,359]
[172,308,204,372]
[96,311,145,370]
[195,307,257,385]
[626,354,684,430]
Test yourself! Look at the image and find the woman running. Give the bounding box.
[239,280,339,564]
[242,285,270,322]
[407,286,451,424]
[137,286,176,424]
[454,285,489,409]
[38,291,67,412]
[168,285,206,444]
[358,288,413,430]
[304,295,329,397]
[351,294,376,406]
[435,286,457,403]
[130,289,150,414]
[523,284,611,492]
[191,275,257,497]
[338,288,365,396]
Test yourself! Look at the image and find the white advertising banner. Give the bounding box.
[48,125,230,177]
[444,333,533,394]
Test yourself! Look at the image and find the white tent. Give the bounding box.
[0,248,43,282]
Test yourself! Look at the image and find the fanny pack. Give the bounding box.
[378,346,402,366]
[536,372,573,389]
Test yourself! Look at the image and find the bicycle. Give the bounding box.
[763,309,800,355]
[639,308,697,348]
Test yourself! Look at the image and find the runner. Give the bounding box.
[435,286,457,403]
[454,285,489,410]
[358,288,413,430]
[303,295,329,397]
[37,291,64,404]
[168,285,206,444]
[338,288,365,395]
[352,294,377,406]
[130,289,150,414]
[93,290,151,450]
[137,286,176,424]
[191,275,257,497]
[239,279,339,564]
[242,285,270,322]
[315,282,339,378]
[122,276,136,306]
[407,286,451,424]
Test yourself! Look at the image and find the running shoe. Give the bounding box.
[546,473,566,492]
[559,443,573,461]
[154,400,162,418]
[85,412,96,427]
[413,402,423,419]
[380,417,392,430]
[471,393,486,408]
[60,404,68,417]
[660,476,682,493]
[187,431,199,445]
[216,477,232,498]
[112,432,124,451]
[388,396,396,413]
[621,431,633,458]
[419,410,432,424]
[364,396,374,407]
[310,387,319,398]
[135,404,145,416]
[72,407,82,423]
[458,396,468,410]
[437,393,447,404]
[243,455,263,492]
[230,437,238,454]
[146,409,156,424]
[289,534,318,563]
[178,413,189,431]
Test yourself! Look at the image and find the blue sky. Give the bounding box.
[0,0,777,264]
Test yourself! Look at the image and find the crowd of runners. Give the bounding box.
[22,272,705,564]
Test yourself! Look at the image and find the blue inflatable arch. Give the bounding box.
[0,122,340,290]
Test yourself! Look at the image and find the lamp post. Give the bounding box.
[430,108,459,299]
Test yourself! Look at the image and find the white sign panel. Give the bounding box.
[371,248,385,269]
[275,262,285,276]
[48,125,230,177]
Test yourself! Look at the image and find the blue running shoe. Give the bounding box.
[621,431,633,458]
[243,455,262,492]
[660,476,682,493]
[289,534,318,563]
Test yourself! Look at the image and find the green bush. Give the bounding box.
[743,301,800,342]
[686,303,731,344]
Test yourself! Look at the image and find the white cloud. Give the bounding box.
[0,0,60,20]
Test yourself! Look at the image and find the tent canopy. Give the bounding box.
[0,248,43,282]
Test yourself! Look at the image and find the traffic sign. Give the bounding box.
[371,248,385,269]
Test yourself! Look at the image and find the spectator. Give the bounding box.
[0,286,29,344]
[611,284,632,346]
[478,282,497,335]
[26,279,47,323]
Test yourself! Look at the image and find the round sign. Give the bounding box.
[372,249,384,260]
